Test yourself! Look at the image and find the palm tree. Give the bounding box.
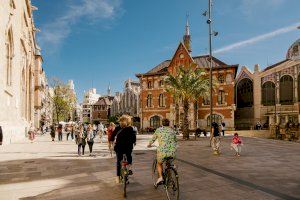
[165,65,210,140]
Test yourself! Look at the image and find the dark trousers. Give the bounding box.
[66,133,70,140]
[71,132,74,140]
[87,141,94,153]
[116,151,132,176]
[58,133,62,141]
[222,130,225,136]
[78,144,85,155]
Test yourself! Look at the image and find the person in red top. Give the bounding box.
[231,133,243,156]
[107,122,116,157]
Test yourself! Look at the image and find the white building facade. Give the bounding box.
[0,0,42,144]
[82,88,101,123]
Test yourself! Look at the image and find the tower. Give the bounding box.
[183,14,192,53]
[107,84,111,96]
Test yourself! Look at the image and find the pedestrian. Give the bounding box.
[28,124,35,143]
[77,125,87,156]
[0,126,3,145]
[107,122,116,157]
[93,124,97,135]
[65,125,70,141]
[71,125,74,140]
[211,122,221,155]
[221,121,226,136]
[98,123,104,143]
[230,133,243,156]
[87,125,96,156]
[111,115,136,183]
[57,124,63,141]
[50,125,55,142]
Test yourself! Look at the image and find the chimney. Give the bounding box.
[254,64,260,73]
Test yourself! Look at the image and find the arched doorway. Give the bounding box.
[237,78,253,108]
[150,115,161,129]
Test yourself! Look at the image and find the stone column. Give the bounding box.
[253,64,261,124]
[294,65,298,102]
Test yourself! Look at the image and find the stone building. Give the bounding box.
[111,78,140,117]
[0,0,42,144]
[82,88,101,123]
[136,20,238,130]
[235,39,300,129]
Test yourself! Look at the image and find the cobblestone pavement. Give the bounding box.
[0,134,299,200]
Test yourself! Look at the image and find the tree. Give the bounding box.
[50,78,77,123]
[165,66,211,140]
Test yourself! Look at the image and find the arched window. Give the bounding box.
[147,94,152,107]
[159,94,166,107]
[6,29,13,86]
[237,78,253,108]
[262,81,275,106]
[147,81,153,89]
[207,114,222,127]
[150,115,161,129]
[280,75,293,105]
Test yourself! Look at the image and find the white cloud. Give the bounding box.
[214,22,300,54]
[240,0,285,16]
[38,0,122,52]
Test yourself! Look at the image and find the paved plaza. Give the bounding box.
[0,134,299,200]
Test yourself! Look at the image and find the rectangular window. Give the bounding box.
[203,97,210,105]
[218,90,225,105]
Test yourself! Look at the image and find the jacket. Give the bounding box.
[112,126,136,153]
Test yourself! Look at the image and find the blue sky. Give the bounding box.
[32,0,300,102]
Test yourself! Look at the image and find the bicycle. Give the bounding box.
[152,156,180,200]
[120,154,130,198]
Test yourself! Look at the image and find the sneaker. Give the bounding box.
[128,170,133,175]
[155,177,164,186]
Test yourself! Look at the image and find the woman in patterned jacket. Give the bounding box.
[147,119,177,186]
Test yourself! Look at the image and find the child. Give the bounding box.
[231,133,242,156]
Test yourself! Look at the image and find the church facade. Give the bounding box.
[235,39,300,129]
[136,21,238,131]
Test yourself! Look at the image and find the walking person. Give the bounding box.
[221,121,226,136]
[50,125,55,142]
[111,115,136,184]
[28,124,35,143]
[107,122,116,157]
[211,122,221,155]
[77,125,87,156]
[71,125,74,140]
[66,125,71,141]
[57,124,63,141]
[0,126,3,145]
[230,133,243,156]
[98,123,104,143]
[87,125,96,156]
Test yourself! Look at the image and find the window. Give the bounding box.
[150,115,161,129]
[218,90,225,105]
[159,80,164,87]
[147,94,152,107]
[237,78,253,108]
[226,74,232,84]
[207,114,222,127]
[203,96,210,105]
[159,94,166,107]
[280,75,293,105]
[262,81,275,106]
[218,74,225,84]
[147,81,153,89]
[6,29,13,86]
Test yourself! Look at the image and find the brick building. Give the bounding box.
[91,96,114,124]
[136,20,238,131]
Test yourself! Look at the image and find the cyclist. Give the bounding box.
[147,119,177,186]
[111,115,136,183]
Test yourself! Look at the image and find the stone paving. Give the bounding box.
[0,134,299,200]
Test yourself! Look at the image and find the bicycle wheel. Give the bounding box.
[164,168,179,200]
[152,158,158,188]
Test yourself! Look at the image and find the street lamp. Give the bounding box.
[203,0,218,139]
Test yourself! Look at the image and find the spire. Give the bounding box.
[183,13,192,53]
[107,83,111,96]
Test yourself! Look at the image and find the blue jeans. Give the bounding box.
[116,151,132,176]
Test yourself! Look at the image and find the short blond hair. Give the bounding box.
[109,122,115,127]
[119,115,132,128]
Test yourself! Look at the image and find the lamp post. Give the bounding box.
[204,0,218,139]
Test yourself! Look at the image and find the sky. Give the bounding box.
[32,0,300,102]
